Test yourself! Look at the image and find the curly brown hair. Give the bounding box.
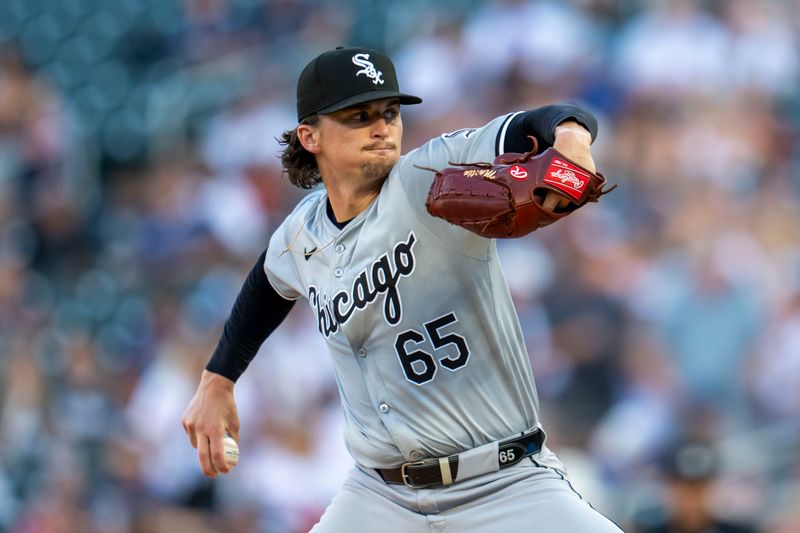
[278,115,321,189]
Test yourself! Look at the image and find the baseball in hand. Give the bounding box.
[222,435,239,469]
[543,190,570,212]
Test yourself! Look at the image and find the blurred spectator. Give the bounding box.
[659,243,762,408]
[748,294,800,422]
[612,1,730,97]
[633,440,757,533]
[721,0,799,96]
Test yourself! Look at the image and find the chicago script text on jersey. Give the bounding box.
[308,232,417,338]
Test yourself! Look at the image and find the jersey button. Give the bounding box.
[335,244,345,254]
[334,267,343,277]
[358,347,367,357]
[379,403,390,414]
[409,450,424,461]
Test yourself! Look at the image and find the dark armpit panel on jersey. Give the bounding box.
[497,103,599,155]
[206,249,295,382]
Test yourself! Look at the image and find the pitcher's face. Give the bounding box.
[304,98,403,184]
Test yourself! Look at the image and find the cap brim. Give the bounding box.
[317,91,423,115]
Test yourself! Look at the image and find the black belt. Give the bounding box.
[377,429,545,489]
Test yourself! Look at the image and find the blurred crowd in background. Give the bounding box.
[1,0,799,531]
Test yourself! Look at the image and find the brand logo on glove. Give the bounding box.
[352,53,384,85]
[509,165,528,180]
[551,169,583,188]
[464,168,497,180]
[543,158,590,200]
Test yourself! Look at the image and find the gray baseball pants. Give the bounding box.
[310,454,624,532]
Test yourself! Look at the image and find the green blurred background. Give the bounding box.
[1,0,799,531]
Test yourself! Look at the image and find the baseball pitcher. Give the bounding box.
[182,46,622,532]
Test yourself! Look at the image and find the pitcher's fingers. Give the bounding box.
[182,420,198,448]
[544,192,569,212]
[209,433,231,474]
[197,435,218,478]
[228,418,240,443]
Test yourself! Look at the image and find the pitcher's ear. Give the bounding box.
[297,124,321,154]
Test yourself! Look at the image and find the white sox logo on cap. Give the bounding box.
[296,47,421,120]
[352,53,384,85]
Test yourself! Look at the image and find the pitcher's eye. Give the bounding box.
[384,108,399,122]
[348,111,368,123]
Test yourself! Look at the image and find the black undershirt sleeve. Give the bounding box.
[498,103,599,155]
[205,249,296,382]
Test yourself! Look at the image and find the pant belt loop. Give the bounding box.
[438,457,453,486]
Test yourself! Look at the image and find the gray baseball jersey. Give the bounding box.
[264,113,550,470]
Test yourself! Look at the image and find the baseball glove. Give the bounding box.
[423,137,615,238]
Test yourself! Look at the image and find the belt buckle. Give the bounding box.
[400,460,436,488]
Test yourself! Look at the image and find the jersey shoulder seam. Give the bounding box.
[263,268,302,301]
[265,189,326,300]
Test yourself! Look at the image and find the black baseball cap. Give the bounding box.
[296,46,422,122]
